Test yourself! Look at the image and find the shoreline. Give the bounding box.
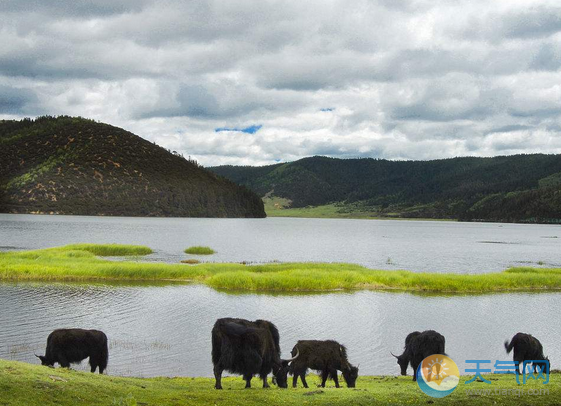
[4,211,561,225]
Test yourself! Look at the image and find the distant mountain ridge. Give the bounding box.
[209,155,561,223]
[0,116,265,218]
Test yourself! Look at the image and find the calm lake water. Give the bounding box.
[0,282,558,378]
[0,214,559,379]
[1,213,560,273]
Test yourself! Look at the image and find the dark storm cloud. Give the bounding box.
[0,86,39,114]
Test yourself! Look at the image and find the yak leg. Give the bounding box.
[320,370,329,387]
[513,348,523,376]
[513,356,523,376]
[262,376,270,388]
[411,361,419,382]
[89,355,99,373]
[533,362,545,374]
[244,374,253,388]
[331,370,340,388]
[300,373,309,388]
[58,355,70,369]
[213,365,223,390]
[292,374,299,388]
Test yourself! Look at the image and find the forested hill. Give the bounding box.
[0,116,265,218]
[209,155,561,223]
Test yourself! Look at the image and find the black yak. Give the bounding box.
[211,318,298,389]
[289,340,359,388]
[392,330,445,381]
[505,332,549,375]
[36,329,108,374]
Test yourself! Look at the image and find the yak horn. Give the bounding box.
[286,347,300,362]
[390,352,398,358]
[34,354,41,358]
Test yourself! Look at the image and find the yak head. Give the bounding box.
[271,361,291,388]
[342,365,359,388]
[35,354,53,367]
[272,348,300,388]
[392,352,409,376]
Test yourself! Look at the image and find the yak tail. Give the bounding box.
[100,342,109,371]
[504,339,514,354]
[211,327,223,365]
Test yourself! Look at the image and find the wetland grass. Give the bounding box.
[184,246,216,255]
[50,243,153,256]
[1,245,561,293]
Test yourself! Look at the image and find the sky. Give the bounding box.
[1,0,561,166]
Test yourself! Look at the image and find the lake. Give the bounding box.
[1,213,560,273]
[0,282,558,378]
[0,213,559,379]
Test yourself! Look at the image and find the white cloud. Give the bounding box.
[1,0,561,165]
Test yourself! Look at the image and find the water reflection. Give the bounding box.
[0,282,558,378]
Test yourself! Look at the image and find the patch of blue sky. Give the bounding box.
[215,124,262,134]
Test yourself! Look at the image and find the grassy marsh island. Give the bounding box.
[0,359,559,406]
[1,245,561,293]
[184,246,216,255]
[62,244,153,256]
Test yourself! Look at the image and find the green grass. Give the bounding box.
[265,200,377,219]
[184,246,216,255]
[0,359,559,406]
[61,244,153,256]
[1,245,561,293]
[264,198,454,221]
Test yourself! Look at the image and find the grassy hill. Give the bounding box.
[0,116,265,218]
[209,155,561,223]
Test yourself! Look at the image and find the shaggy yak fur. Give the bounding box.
[211,318,297,389]
[36,328,108,374]
[505,332,549,375]
[289,340,359,388]
[392,330,446,381]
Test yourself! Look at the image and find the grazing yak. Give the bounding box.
[211,318,298,389]
[36,329,108,374]
[505,332,549,374]
[392,330,446,381]
[289,340,359,388]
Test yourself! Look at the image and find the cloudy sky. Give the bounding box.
[1,0,561,166]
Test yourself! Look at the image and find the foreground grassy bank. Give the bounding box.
[1,245,561,293]
[0,359,558,406]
